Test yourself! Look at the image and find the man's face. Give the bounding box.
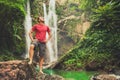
[38,17,44,22]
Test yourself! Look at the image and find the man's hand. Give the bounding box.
[32,39,38,42]
[29,29,34,42]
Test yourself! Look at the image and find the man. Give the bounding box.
[28,16,51,74]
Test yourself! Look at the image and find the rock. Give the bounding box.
[0,60,64,80]
[37,74,64,80]
[0,60,29,80]
[90,74,120,80]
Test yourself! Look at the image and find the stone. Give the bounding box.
[0,60,64,80]
[91,74,120,80]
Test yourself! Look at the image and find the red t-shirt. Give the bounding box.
[32,23,50,42]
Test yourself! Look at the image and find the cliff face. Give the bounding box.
[55,0,91,55]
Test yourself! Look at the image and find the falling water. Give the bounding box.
[24,0,32,58]
[43,0,58,63]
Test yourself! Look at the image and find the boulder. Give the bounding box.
[0,60,64,80]
[91,74,120,80]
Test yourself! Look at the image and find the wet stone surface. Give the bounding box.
[90,74,120,80]
[0,60,64,80]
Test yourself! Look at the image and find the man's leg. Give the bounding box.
[38,43,46,74]
[28,44,35,64]
[39,57,44,74]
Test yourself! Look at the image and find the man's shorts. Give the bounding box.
[31,40,46,57]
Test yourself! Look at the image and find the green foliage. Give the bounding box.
[91,2,120,28]
[78,0,97,11]
[0,0,26,54]
[66,19,81,43]
[58,1,120,71]
[0,0,26,16]
[0,50,18,61]
[30,0,44,23]
[56,5,65,17]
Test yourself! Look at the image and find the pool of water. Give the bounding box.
[43,69,95,80]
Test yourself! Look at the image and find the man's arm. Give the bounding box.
[29,29,34,42]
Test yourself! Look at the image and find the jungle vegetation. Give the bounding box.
[0,0,26,60]
[55,0,120,71]
[0,0,120,72]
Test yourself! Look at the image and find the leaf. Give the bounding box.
[14,34,22,40]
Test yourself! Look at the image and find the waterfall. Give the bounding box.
[43,0,58,63]
[23,0,57,62]
[24,0,32,58]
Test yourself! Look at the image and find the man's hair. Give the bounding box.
[37,16,44,22]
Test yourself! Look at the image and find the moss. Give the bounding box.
[56,1,120,71]
[0,0,26,55]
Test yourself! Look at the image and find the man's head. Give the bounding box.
[37,16,44,23]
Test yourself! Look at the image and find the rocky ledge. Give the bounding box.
[0,60,64,80]
[91,74,120,80]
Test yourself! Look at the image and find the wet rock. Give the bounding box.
[0,60,28,80]
[0,60,64,80]
[90,74,120,80]
[37,74,64,80]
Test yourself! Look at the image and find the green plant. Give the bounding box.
[0,0,26,53]
[57,0,120,71]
